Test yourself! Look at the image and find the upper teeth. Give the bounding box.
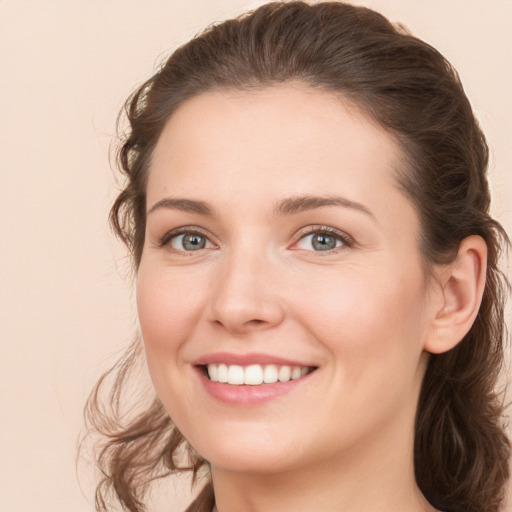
[207,364,310,385]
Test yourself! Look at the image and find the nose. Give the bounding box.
[206,246,285,334]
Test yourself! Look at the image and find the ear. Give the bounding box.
[424,235,488,355]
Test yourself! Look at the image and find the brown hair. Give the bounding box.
[83,2,510,511]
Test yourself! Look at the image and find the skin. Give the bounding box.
[137,84,485,512]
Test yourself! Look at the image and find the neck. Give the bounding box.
[211,463,432,512]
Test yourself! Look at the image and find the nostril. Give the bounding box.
[247,319,265,326]
[212,318,266,328]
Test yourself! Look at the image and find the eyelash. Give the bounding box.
[158,226,215,253]
[158,225,354,254]
[293,225,354,253]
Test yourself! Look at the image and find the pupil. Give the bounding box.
[183,234,205,250]
[312,234,336,251]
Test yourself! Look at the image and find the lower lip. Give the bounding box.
[195,367,313,406]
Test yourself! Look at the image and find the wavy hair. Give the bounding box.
[83,2,510,511]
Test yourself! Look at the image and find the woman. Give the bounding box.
[84,2,510,511]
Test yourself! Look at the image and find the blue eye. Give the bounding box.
[294,229,350,252]
[168,232,213,251]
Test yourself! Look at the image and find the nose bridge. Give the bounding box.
[207,235,284,332]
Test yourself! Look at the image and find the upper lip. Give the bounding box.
[193,352,316,367]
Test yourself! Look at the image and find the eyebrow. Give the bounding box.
[274,195,377,221]
[147,198,214,216]
[147,194,376,221]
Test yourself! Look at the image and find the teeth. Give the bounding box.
[227,365,244,385]
[278,365,291,382]
[245,364,263,385]
[217,364,228,383]
[263,364,278,383]
[291,367,302,380]
[206,363,311,385]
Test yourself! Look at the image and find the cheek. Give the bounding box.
[135,264,210,424]
[135,263,211,403]
[298,265,429,427]
[291,262,429,377]
[136,265,205,350]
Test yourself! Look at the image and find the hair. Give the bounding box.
[83,2,511,512]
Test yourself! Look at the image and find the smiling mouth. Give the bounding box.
[200,363,316,385]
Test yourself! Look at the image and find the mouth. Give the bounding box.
[198,363,317,385]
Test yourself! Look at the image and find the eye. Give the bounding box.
[293,227,352,252]
[161,229,215,252]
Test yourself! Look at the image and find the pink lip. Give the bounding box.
[192,352,317,406]
[193,351,313,367]
[195,367,314,406]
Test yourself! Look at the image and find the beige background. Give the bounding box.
[1,1,510,510]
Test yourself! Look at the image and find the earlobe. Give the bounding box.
[425,235,488,355]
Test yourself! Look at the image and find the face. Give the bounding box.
[137,84,435,476]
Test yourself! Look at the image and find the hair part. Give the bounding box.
[85,2,510,511]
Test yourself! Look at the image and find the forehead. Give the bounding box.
[147,84,406,213]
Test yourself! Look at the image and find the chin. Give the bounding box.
[185,426,306,475]
[207,449,300,475]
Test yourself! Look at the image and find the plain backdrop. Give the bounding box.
[1,1,511,511]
